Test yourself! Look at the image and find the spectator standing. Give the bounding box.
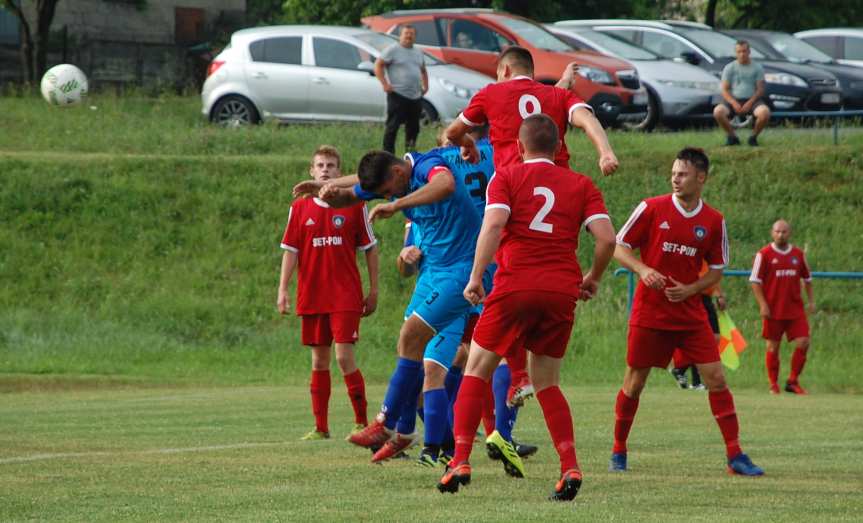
[713,40,771,147]
[375,25,428,154]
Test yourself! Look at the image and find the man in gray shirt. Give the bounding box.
[713,40,771,146]
[375,25,428,153]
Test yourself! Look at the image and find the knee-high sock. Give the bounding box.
[445,366,463,428]
[709,388,742,458]
[507,347,529,385]
[423,388,449,450]
[310,370,331,433]
[537,386,579,474]
[789,346,808,383]
[766,350,780,386]
[481,380,496,436]
[613,389,639,454]
[396,370,424,435]
[452,375,488,465]
[381,358,422,430]
[493,364,517,441]
[343,369,367,426]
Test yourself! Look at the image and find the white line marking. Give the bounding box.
[0,442,287,465]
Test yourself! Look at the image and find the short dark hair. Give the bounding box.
[498,45,534,74]
[357,150,400,192]
[735,39,749,48]
[519,114,558,155]
[676,147,709,174]
[400,24,416,34]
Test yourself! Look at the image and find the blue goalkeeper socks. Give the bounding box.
[381,358,422,430]
[423,387,449,447]
[493,364,517,441]
[396,369,423,435]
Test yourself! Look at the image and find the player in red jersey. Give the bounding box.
[443,45,618,176]
[437,115,616,501]
[749,220,815,395]
[610,147,764,477]
[277,146,380,440]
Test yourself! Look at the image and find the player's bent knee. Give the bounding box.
[423,361,448,389]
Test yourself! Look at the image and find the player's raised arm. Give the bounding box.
[368,169,455,222]
[569,107,618,176]
[293,174,359,198]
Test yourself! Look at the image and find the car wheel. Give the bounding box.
[420,100,439,127]
[621,88,659,132]
[211,95,260,127]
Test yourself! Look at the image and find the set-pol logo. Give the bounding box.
[332,215,346,228]
[693,225,707,241]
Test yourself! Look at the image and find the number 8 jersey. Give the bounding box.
[485,158,609,298]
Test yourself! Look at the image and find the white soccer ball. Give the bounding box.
[40,64,88,107]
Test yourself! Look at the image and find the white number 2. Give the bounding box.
[529,186,555,233]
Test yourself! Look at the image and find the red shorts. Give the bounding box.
[301,312,361,346]
[762,316,809,342]
[461,313,479,344]
[627,324,719,369]
[472,290,576,359]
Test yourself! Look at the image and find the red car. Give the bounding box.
[362,8,647,126]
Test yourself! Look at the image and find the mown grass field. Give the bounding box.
[1,94,862,520]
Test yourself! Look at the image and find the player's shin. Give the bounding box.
[452,375,489,465]
[613,389,640,454]
[422,388,449,459]
[492,365,516,441]
[708,389,742,458]
[380,358,423,429]
[537,386,579,474]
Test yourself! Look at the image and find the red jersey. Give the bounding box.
[485,158,609,298]
[617,194,728,330]
[749,243,811,319]
[459,76,591,169]
[280,197,376,315]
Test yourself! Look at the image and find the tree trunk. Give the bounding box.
[4,0,35,82]
[705,0,719,27]
[34,0,61,80]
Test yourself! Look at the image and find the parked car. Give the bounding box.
[726,29,863,110]
[548,25,721,131]
[795,28,863,69]
[202,25,493,126]
[555,20,843,115]
[361,8,647,127]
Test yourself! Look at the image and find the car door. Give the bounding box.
[307,36,386,121]
[437,18,513,77]
[840,35,863,68]
[244,36,309,117]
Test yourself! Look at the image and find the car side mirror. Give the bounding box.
[680,51,701,65]
[358,61,375,75]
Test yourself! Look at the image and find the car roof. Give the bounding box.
[555,19,712,31]
[795,28,863,37]
[726,29,783,36]
[374,8,497,18]
[231,25,375,42]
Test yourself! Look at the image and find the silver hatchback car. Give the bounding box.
[202,25,494,126]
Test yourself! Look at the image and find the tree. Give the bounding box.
[2,0,61,83]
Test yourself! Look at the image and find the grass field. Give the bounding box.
[2,383,861,521]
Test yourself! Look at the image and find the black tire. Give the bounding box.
[210,95,261,127]
[621,88,659,132]
[420,100,439,127]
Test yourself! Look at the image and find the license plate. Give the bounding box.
[633,92,648,105]
[821,93,840,104]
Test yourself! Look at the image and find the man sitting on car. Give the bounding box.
[713,40,770,147]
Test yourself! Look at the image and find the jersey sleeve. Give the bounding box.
[355,203,377,251]
[485,169,511,213]
[280,204,301,253]
[800,251,812,281]
[563,88,594,121]
[615,200,650,249]
[749,250,767,283]
[580,179,610,231]
[705,218,729,269]
[459,87,488,127]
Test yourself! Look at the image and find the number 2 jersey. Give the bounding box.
[749,243,812,319]
[485,158,609,298]
[617,194,728,331]
[280,198,377,315]
[458,76,592,169]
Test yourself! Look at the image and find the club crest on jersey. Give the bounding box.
[693,225,707,241]
[791,257,798,265]
[332,215,346,228]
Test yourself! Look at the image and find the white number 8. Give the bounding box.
[529,186,555,233]
[518,94,542,119]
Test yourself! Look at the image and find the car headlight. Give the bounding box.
[438,77,472,99]
[764,72,808,88]
[656,79,720,91]
[577,66,615,85]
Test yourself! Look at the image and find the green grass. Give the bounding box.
[1,384,860,521]
[1,94,862,390]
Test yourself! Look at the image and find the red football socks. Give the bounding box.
[709,388,742,458]
[507,347,529,385]
[789,347,808,383]
[310,369,331,433]
[766,350,780,386]
[613,389,639,454]
[536,386,579,474]
[343,369,368,426]
[481,379,495,436]
[452,375,488,465]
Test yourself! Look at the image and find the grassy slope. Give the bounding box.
[1,95,862,390]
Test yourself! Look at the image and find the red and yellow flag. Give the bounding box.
[718,309,747,370]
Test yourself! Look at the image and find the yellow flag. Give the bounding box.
[717,309,747,370]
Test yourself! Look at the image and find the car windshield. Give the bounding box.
[676,27,766,59]
[577,29,658,60]
[354,32,444,65]
[491,16,573,52]
[764,33,833,63]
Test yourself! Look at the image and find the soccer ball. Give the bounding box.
[40,64,88,107]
